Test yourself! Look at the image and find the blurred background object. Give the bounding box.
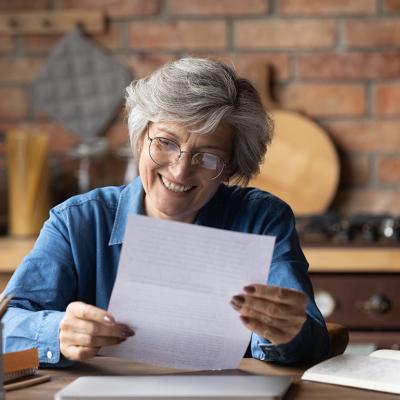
[248,65,340,216]
[6,129,49,236]
[0,0,399,228]
[30,27,132,194]
[1,0,400,353]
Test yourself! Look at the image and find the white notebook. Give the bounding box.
[302,349,400,395]
[55,374,292,400]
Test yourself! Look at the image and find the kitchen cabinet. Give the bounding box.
[305,247,400,350]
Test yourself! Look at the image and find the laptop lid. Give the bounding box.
[55,374,292,400]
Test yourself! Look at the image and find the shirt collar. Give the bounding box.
[108,177,227,245]
[109,176,144,246]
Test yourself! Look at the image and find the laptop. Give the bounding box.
[55,374,292,399]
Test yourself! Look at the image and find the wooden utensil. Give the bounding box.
[248,65,339,215]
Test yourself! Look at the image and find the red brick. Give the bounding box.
[0,0,48,11]
[333,189,400,215]
[378,156,400,183]
[0,59,43,82]
[202,52,290,81]
[0,35,13,52]
[325,120,400,152]
[375,84,400,116]
[297,52,400,80]
[344,19,400,47]
[22,27,117,52]
[283,84,365,117]
[280,0,376,15]
[121,54,177,79]
[0,88,27,118]
[22,34,63,52]
[383,0,400,12]
[225,54,289,101]
[340,154,370,186]
[90,23,119,50]
[128,21,227,50]
[60,0,161,17]
[167,0,269,16]
[234,19,336,49]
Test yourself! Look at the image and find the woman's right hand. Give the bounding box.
[59,301,134,361]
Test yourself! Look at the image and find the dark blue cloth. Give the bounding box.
[3,177,329,366]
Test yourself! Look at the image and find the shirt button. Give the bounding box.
[46,350,53,360]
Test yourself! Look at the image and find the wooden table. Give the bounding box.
[5,357,399,400]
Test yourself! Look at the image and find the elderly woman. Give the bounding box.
[3,58,329,366]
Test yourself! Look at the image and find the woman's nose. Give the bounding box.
[169,153,193,180]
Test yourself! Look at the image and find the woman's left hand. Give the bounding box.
[230,284,307,345]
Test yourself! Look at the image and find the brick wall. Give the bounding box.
[1,0,400,219]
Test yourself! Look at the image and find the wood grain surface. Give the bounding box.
[4,357,399,400]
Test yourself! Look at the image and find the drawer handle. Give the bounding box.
[363,294,391,315]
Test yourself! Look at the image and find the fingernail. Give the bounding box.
[122,329,135,338]
[240,316,250,324]
[244,285,255,294]
[232,295,245,305]
[230,300,242,311]
[103,315,116,325]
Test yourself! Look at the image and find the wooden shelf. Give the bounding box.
[305,247,400,272]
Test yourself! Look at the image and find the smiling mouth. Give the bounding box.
[160,175,195,193]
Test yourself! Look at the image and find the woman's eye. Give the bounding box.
[156,138,172,148]
[157,138,170,146]
[156,138,178,152]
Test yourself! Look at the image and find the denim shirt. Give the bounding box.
[3,177,329,366]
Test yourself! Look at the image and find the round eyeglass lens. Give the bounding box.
[149,137,224,179]
[192,153,224,179]
[150,138,180,165]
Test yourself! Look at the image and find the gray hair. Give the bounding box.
[125,57,273,184]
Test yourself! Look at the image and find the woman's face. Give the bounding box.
[138,121,233,223]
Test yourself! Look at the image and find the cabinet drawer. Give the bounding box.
[310,273,400,329]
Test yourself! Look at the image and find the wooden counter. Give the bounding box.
[0,236,35,290]
[0,236,35,273]
[1,236,400,274]
[2,236,400,349]
[304,247,400,272]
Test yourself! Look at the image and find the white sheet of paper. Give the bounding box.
[101,214,275,370]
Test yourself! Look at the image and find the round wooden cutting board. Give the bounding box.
[249,109,339,215]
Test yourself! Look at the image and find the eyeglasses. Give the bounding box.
[146,126,226,180]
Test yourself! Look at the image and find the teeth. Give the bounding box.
[161,176,193,193]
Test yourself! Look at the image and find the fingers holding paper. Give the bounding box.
[230,284,307,345]
[59,301,135,361]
